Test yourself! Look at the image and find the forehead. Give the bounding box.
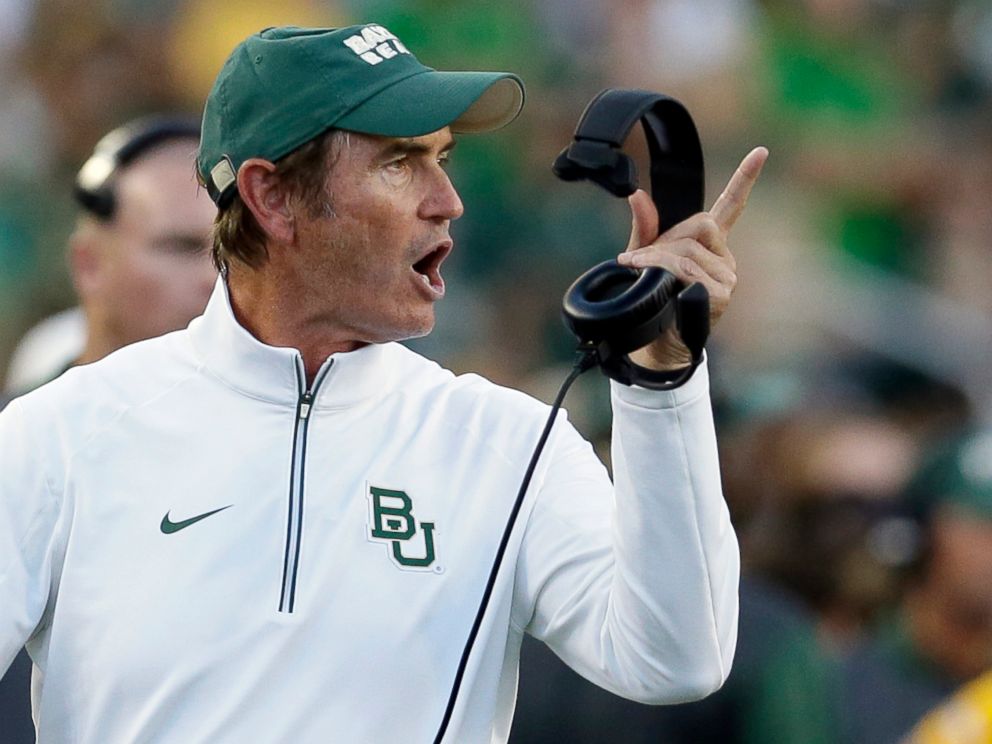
[116,139,202,198]
[114,139,214,228]
[344,128,456,159]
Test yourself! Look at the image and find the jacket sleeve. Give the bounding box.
[0,399,62,675]
[514,359,740,704]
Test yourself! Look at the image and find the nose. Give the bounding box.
[420,169,464,222]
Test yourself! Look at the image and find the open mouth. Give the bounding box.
[412,242,451,295]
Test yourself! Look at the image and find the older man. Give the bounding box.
[0,24,764,743]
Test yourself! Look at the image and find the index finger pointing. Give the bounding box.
[709,146,769,232]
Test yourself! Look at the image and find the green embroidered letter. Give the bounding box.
[367,485,438,571]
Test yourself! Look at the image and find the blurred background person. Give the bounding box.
[841,429,992,744]
[0,113,216,743]
[3,115,216,396]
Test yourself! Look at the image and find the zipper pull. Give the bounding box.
[299,392,313,420]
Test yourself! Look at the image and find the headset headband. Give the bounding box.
[75,115,201,220]
[552,88,704,232]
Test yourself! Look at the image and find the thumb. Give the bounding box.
[625,189,659,252]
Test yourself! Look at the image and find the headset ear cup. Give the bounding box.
[562,261,636,342]
[562,261,682,356]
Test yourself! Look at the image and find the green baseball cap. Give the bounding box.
[197,24,525,205]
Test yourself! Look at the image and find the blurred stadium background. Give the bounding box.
[1,0,991,742]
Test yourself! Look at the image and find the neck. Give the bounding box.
[226,263,364,386]
[77,312,122,366]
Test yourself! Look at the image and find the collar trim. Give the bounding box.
[188,278,393,408]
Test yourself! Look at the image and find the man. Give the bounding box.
[841,428,992,744]
[0,24,765,742]
[0,115,216,742]
[3,116,218,396]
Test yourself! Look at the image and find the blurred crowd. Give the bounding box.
[1,0,991,742]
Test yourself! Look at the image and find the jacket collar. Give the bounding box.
[188,278,395,408]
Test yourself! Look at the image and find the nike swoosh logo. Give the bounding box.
[160,505,233,534]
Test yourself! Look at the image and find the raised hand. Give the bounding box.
[617,146,769,371]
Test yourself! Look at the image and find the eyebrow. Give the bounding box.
[378,137,457,160]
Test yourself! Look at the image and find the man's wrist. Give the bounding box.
[628,332,693,372]
[612,353,709,406]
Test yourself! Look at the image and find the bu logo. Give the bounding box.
[367,486,438,571]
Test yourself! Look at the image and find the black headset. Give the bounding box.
[554,88,709,390]
[74,115,201,220]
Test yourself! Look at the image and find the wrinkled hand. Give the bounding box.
[616,146,768,371]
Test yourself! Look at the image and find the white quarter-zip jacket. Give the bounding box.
[0,280,739,743]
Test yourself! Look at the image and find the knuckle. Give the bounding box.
[683,239,708,260]
[678,256,700,277]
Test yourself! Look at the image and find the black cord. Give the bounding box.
[432,349,598,743]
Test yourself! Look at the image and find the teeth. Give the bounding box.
[421,274,431,286]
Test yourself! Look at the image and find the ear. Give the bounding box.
[237,158,296,245]
[69,226,103,301]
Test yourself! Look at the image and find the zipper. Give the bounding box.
[278,358,332,613]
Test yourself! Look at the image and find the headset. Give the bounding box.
[553,88,709,389]
[74,115,201,220]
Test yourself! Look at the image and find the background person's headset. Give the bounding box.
[74,115,201,221]
[433,88,710,743]
[554,88,709,389]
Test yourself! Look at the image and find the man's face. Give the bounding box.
[908,510,992,681]
[84,139,217,349]
[291,127,463,345]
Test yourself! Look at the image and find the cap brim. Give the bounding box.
[335,70,524,137]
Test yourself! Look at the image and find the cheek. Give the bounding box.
[117,253,211,315]
[102,250,160,303]
[126,254,184,296]
[317,210,409,278]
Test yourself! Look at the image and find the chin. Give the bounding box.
[404,321,435,341]
[364,314,435,344]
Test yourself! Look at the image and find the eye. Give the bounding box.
[437,153,452,169]
[385,157,410,173]
[153,237,210,257]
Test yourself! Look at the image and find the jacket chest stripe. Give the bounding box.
[278,359,332,614]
